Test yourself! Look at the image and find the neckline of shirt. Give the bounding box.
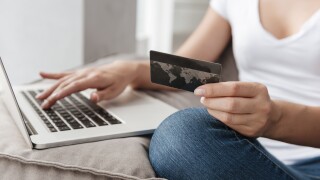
[255,0,320,45]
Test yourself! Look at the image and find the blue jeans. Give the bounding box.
[149,108,320,180]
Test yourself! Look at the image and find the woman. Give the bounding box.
[37,0,320,179]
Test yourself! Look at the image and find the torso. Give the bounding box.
[211,0,320,165]
[259,0,320,40]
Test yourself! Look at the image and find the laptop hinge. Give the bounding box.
[22,114,38,135]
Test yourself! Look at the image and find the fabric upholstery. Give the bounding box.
[0,46,238,180]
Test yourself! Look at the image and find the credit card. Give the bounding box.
[150,50,222,92]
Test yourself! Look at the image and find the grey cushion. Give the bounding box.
[0,101,157,180]
[0,48,238,180]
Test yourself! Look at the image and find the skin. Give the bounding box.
[38,0,320,148]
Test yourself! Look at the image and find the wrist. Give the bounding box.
[263,100,284,139]
[111,60,140,84]
[129,61,146,89]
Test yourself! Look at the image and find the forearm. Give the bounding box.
[174,9,231,62]
[265,100,320,148]
[131,8,231,91]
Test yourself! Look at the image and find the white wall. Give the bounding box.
[174,0,209,35]
[136,0,175,54]
[0,0,137,85]
[136,0,209,54]
[84,0,136,63]
[172,0,209,51]
[0,0,83,85]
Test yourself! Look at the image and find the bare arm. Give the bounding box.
[265,101,320,148]
[131,7,231,90]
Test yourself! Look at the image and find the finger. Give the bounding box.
[41,78,96,109]
[49,74,85,96]
[36,75,71,100]
[91,85,122,102]
[37,72,79,99]
[194,82,266,98]
[40,71,72,80]
[201,97,256,114]
[43,75,114,109]
[207,109,253,125]
[90,93,99,103]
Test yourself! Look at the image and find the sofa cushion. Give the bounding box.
[0,89,204,180]
[0,51,236,180]
[0,100,156,179]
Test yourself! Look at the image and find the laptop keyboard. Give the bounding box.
[21,90,122,133]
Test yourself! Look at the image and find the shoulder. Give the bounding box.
[209,0,232,21]
[210,0,253,22]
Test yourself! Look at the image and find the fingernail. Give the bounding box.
[36,92,44,99]
[91,93,99,103]
[41,100,49,109]
[200,97,205,104]
[52,92,59,98]
[194,88,205,96]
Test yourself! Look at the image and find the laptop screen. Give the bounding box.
[0,57,33,148]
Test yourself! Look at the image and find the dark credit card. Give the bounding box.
[150,50,222,92]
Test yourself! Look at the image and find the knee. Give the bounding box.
[149,108,234,179]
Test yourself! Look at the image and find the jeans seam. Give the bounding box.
[231,130,297,180]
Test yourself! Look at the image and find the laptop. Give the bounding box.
[0,57,178,149]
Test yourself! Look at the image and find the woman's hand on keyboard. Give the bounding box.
[36,60,141,109]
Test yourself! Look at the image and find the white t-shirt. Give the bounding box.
[210,0,320,165]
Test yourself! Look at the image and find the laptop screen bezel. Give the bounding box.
[0,57,33,148]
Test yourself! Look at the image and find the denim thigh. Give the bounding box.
[149,108,307,180]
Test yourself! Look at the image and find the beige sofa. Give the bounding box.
[0,45,238,180]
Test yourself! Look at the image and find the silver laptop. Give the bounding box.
[0,58,178,149]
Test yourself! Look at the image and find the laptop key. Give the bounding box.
[46,123,54,128]
[55,122,67,127]
[78,118,96,128]
[70,123,84,129]
[108,119,122,125]
[58,117,83,129]
[82,120,96,128]
[75,114,85,119]
[49,127,58,132]
[91,116,108,126]
[58,126,71,131]
[43,120,51,125]
[52,119,62,123]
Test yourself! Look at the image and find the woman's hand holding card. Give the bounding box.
[194,82,282,138]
